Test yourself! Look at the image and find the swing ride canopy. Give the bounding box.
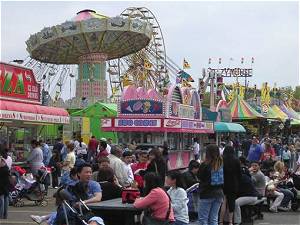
[26,9,152,64]
[228,95,264,120]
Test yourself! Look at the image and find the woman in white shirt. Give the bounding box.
[166,170,189,225]
[74,138,87,160]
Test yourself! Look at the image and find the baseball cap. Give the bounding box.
[100,138,107,142]
[88,217,105,225]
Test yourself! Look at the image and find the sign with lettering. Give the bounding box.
[0,110,69,124]
[101,118,112,128]
[115,119,161,128]
[208,67,253,77]
[178,104,194,119]
[0,63,41,103]
[164,119,181,128]
[181,120,213,130]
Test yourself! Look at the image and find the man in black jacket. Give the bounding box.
[183,160,200,189]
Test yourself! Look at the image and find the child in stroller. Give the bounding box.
[10,166,49,207]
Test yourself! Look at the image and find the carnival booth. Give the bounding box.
[0,62,69,161]
[214,99,246,145]
[70,102,118,143]
[102,85,214,169]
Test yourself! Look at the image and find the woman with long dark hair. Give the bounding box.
[134,172,175,224]
[219,146,241,225]
[166,170,189,225]
[97,167,122,201]
[198,144,224,225]
[141,148,167,185]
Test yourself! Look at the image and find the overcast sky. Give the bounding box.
[1,1,299,100]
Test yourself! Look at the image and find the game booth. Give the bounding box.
[101,85,214,169]
[0,62,70,162]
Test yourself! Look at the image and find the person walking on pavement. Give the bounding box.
[27,140,44,176]
[40,140,52,167]
[193,138,200,161]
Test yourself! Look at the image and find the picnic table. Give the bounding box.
[88,198,142,225]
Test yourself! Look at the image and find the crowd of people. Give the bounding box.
[0,133,299,225]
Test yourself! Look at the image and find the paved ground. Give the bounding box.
[0,188,299,225]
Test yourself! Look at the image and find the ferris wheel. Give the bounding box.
[108,7,172,101]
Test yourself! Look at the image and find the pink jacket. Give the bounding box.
[134,188,175,221]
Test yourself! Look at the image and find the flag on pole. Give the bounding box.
[241,57,244,64]
[183,58,191,69]
[208,58,212,64]
[251,57,255,64]
[144,59,152,70]
[178,70,194,82]
[218,58,222,64]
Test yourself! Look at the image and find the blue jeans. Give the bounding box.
[198,197,223,225]
[279,188,294,207]
[174,220,188,225]
[0,194,9,219]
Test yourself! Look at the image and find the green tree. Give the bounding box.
[294,86,300,100]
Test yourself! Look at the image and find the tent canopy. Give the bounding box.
[71,102,117,118]
[214,122,246,133]
[228,95,264,120]
[271,105,289,121]
[250,104,281,121]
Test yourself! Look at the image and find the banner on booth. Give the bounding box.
[115,118,161,128]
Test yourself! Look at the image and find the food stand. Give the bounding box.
[101,85,214,169]
[0,62,70,161]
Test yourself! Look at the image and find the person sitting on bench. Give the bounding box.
[234,157,260,225]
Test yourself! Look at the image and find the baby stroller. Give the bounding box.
[186,183,199,222]
[54,184,95,225]
[10,167,49,207]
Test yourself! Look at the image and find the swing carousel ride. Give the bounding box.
[22,7,187,107]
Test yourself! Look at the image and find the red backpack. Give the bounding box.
[121,187,140,204]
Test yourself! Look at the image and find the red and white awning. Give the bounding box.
[0,100,69,124]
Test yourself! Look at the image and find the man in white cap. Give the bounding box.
[100,138,111,154]
[89,216,105,225]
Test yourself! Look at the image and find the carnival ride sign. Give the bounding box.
[120,100,163,115]
[115,118,161,128]
[0,63,41,103]
[208,68,253,77]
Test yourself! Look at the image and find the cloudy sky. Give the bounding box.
[1,1,299,99]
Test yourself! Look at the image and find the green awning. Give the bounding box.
[71,102,117,118]
[214,122,246,133]
[291,119,300,126]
